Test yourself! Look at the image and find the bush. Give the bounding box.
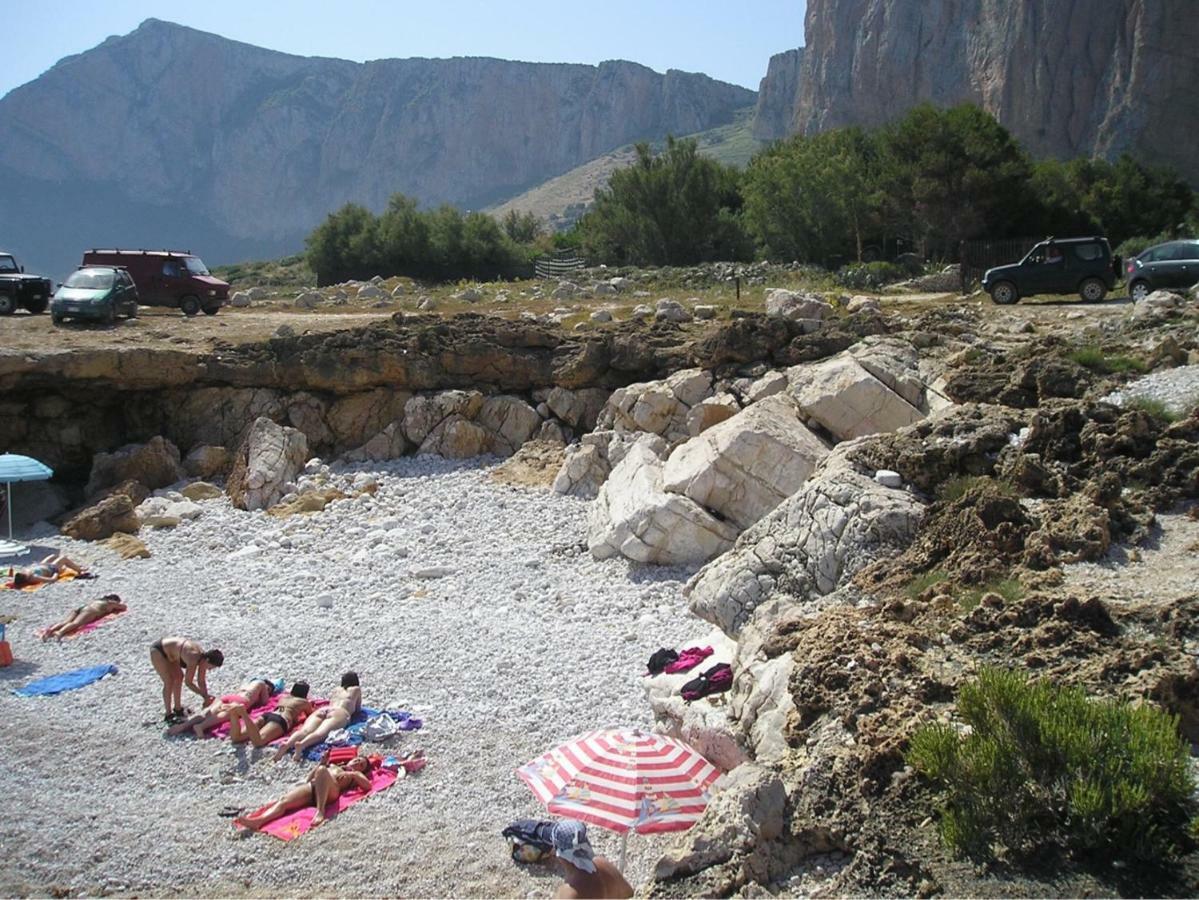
[937,475,1016,503]
[1115,231,1178,261]
[907,668,1195,861]
[1068,346,1147,375]
[836,261,905,290]
[1125,396,1178,423]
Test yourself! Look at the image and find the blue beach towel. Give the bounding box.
[302,707,423,761]
[14,664,118,697]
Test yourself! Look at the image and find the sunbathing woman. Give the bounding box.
[234,755,374,831]
[150,636,224,722]
[273,671,362,762]
[226,681,314,746]
[167,677,278,738]
[10,553,90,588]
[41,594,125,641]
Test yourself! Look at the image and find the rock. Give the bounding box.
[551,282,579,300]
[356,284,387,301]
[105,532,150,559]
[685,393,741,436]
[180,481,223,501]
[225,417,309,511]
[787,354,924,441]
[632,304,653,318]
[403,391,483,446]
[655,299,692,323]
[326,389,410,451]
[229,291,252,308]
[874,469,903,488]
[687,451,925,637]
[1132,289,1185,321]
[593,282,617,295]
[343,423,409,463]
[266,488,345,517]
[92,479,151,508]
[477,395,542,455]
[183,445,231,479]
[142,514,182,529]
[747,371,788,403]
[609,277,630,292]
[418,415,490,458]
[490,439,568,489]
[765,288,831,320]
[552,431,639,499]
[245,287,268,301]
[597,369,714,444]
[316,593,335,609]
[535,420,569,445]
[61,494,141,541]
[845,295,880,314]
[545,387,609,431]
[588,439,739,565]
[417,296,437,311]
[294,291,322,308]
[413,566,456,579]
[694,305,718,320]
[590,309,612,323]
[849,337,928,411]
[85,436,185,497]
[274,324,295,338]
[390,284,406,298]
[663,395,831,530]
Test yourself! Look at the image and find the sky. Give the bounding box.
[2,0,806,100]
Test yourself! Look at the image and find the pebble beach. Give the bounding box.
[0,456,707,897]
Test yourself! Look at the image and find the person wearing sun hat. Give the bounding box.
[551,819,632,899]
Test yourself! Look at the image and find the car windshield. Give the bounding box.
[64,270,114,290]
[183,256,210,276]
[0,255,18,273]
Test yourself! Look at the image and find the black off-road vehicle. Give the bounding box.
[981,236,1120,305]
[0,251,53,315]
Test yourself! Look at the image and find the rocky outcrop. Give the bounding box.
[225,417,308,511]
[752,49,804,141]
[1,18,753,275]
[787,354,924,441]
[758,0,1199,183]
[85,436,184,498]
[61,494,141,541]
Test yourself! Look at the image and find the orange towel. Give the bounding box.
[2,571,79,592]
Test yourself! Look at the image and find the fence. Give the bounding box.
[958,236,1042,291]
[533,250,586,279]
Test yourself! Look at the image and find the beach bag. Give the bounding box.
[680,674,709,702]
[502,818,556,864]
[364,713,399,741]
[323,745,359,766]
[646,647,679,676]
[704,663,733,693]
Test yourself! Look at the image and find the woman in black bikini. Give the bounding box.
[41,594,125,640]
[234,755,373,830]
[149,636,224,722]
[226,682,313,746]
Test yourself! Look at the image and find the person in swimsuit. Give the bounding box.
[226,682,313,747]
[149,636,224,722]
[10,553,90,588]
[233,755,374,831]
[40,594,125,640]
[272,671,362,762]
[552,820,633,899]
[166,678,278,738]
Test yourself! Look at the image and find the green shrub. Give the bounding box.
[1125,396,1178,423]
[904,569,948,600]
[1068,346,1147,375]
[1115,231,1178,261]
[907,668,1195,861]
[959,577,1023,612]
[836,261,905,290]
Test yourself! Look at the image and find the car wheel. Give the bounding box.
[180,295,201,317]
[52,314,64,325]
[0,293,15,315]
[25,297,48,315]
[202,304,220,316]
[989,281,1018,305]
[127,305,139,319]
[1079,278,1107,303]
[103,304,116,325]
[1129,280,1150,302]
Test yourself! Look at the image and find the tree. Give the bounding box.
[579,137,751,266]
[500,209,543,244]
[305,203,376,285]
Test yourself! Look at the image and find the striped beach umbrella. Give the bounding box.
[517,728,720,867]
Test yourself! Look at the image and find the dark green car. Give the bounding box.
[51,266,140,324]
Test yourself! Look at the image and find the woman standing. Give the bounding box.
[149,636,224,722]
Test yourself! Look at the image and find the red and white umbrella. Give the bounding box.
[517,728,720,865]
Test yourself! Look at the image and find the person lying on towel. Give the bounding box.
[150,636,224,722]
[272,671,362,762]
[234,755,374,831]
[10,552,90,587]
[41,594,125,640]
[167,677,280,738]
[226,681,314,746]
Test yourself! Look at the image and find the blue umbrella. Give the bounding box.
[0,453,54,544]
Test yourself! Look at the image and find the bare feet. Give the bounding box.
[193,724,208,739]
[166,720,191,736]
[233,816,261,832]
[311,814,326,827]
[271,745,289,763]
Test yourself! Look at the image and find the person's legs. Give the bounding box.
[291,710,349,760]
[233,784,313,831]
[151,646,176,718]
[230,707,283,747]
[272,709,325,761]
[310,766,340,827]
[51,554,85,573]
[169,668,185,716]
[42,616,73,640]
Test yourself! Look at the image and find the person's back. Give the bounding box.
[550,819,632,900]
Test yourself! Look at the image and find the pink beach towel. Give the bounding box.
[251,768,398,842]
[211,695,329,740]
[36,610,126,640]
[664,646,714,674]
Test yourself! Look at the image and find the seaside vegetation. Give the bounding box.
[303,103,1197,284]
[907,668,1196,862]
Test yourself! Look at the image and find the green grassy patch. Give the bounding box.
[937,475,1017,503]
[958,577,1024,613]
[907,668,1196,862]
[1068,345,1148,375]
[1125,396,1178,423]
[904,569,949,601]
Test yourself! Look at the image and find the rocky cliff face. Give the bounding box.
[751,48,804,141]
[0,19,752,275]
[757,0,1199,182]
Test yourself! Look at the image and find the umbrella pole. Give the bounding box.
[620,831,628,873]
[5,482,11,541]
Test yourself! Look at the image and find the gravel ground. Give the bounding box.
[0,457,709,898]
[1102,364,1199,416]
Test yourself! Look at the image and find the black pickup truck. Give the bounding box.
[0,251,53,315]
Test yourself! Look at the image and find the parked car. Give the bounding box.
[0,251,54,315]
[80,249,229,316]
[50,266,140,324]
[1125,239,1199,301]
[982,236,1120,305]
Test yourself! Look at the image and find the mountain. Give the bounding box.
[0,19,753,277]
[490,106,762,230]
[754,0,1199,182]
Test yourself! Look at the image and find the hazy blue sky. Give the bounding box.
[2,0,806,99]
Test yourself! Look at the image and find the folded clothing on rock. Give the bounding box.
[680,662,733,703]
[14,664,118,697]
[664,646,714,674]
[251,767,398,842]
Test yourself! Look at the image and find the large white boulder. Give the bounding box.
[596,369,714,444]
[764,288,831,321]
[86,436,185,498]
[225,417,309,511]
[849,337,927,410]
[418,415,490,459]
[662,395,830,530]
[686,449,925,637]
[477,395,542,455]
[787,354,924,441]
[545,387,609,431]
[402,391,483,446]
[551,431,663,499]
[588,440,739,565]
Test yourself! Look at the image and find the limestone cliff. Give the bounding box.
[0,19,752,275]
[756,0,1199,182]
[751,48,804,141]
